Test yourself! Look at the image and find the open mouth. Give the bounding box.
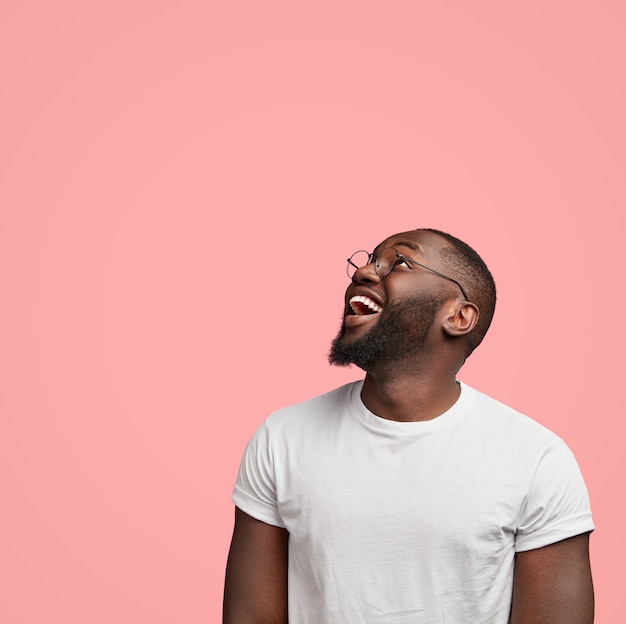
[349,295,383,316]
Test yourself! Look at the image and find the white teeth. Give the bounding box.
[349,295,383,315]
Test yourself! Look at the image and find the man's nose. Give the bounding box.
[351,261,382,284]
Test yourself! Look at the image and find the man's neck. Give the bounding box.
[360,370,461,423]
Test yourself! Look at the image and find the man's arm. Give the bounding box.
[223,507,289,624]
[510,532,594,624]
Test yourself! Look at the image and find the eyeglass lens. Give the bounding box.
[347,248,398,279]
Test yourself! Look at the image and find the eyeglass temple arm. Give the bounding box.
[406,258,470,301]
[394,253,469,301]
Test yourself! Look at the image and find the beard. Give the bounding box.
[328,293,446,371]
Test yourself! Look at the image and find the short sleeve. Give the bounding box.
[232,419,286,528]
[515,437,594,552]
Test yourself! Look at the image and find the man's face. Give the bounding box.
[328,231,455,371]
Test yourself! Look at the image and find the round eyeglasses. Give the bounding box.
[346,247,470,301]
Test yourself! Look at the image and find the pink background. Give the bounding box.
[1,1,623,621]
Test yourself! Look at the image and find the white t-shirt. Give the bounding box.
[233,381,594,624]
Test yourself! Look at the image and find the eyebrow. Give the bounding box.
[394,241,421,254]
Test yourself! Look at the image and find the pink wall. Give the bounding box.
[1,1,622,621]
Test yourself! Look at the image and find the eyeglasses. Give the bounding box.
[346,247,470,301]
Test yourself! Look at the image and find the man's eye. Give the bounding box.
[396,257,411,268]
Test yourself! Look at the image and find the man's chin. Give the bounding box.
[328,332,380,370]
[328,334,352,368]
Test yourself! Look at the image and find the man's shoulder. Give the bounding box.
[264,380,362,426]
[462,382,566,446]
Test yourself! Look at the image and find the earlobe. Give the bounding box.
[442,302,480,336]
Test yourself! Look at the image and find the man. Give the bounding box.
[223,228,594,623]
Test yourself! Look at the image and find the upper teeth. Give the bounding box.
[349,295,383,314]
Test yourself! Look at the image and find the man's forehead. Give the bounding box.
[373,230,443,255]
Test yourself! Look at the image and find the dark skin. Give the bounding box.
[223,230,593,623]
[223,508,288,624]
[511,533,594,623]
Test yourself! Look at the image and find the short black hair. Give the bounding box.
[420,228,497,357]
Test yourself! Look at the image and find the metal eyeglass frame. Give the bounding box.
[346,247,470,301]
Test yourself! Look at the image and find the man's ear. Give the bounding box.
[441,301,480,337]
